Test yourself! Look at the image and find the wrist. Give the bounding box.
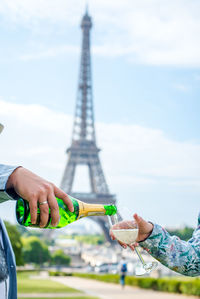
[139,222,154,242]
[6,166,23,189]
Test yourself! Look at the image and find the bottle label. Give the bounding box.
[78,201,106,218]
[87,211,105,216]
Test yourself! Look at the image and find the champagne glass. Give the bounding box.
[108,214,158,276]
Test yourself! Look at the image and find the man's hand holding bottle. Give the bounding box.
[6,167,74,227]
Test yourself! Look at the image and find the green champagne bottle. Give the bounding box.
[16,195,117,229]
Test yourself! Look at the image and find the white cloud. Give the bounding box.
[1,99,200,184]
[0,100,73,180]
[173,83,189,92]
[97,122,200,181]
[0,0,81,25]
[20,45,79,61]
[1,0,200,66]
[0,100,200,226]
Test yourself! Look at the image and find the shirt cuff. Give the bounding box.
[0,165,21,201]
[0,190,17,202]
[139,223,164,252]
[0,165,20,189]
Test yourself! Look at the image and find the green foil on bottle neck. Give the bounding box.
[104,205,117,216]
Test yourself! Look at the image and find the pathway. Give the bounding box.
[51,276,197,299]
[19,293,86,298]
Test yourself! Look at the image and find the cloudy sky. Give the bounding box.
[0,0,200,228]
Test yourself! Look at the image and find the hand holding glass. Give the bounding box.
[109,214,158,275]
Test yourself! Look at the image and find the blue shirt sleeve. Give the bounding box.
[139,213,200,277]
[0,164,20,202]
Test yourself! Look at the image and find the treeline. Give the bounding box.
[168,226,194,241]
[74,234,105,245]
[5,221,71,266]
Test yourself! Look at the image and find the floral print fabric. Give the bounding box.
[140,213,200,276]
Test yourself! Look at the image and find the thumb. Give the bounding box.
[133,213,146,229]
[133,213,154,241]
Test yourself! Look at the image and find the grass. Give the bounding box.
[17,271,79,294]
[17,271,99,299]
[18,297,99,299]
[18,279,79,293]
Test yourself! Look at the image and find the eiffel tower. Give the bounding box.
[60,9,116,241]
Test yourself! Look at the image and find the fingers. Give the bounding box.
[29,199,38,224]
[111,220,134,230]
[129,242,138,251]
[111,223,121,230]
[39,196,50,228]
[110,229,128,249]
[54,186,74,212]
[133,213,151,230]
[133,213,141,224]
[129,244,135,251]
[110,229,115,240]
[48,193,60,227]
[133,213,145,228]
[28,183,74,227]
[118,240,127,249]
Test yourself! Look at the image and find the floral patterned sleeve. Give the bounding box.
[139,213,200,277]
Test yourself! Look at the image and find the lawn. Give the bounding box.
[18,297,99,299]
[17,271,99,299]
[17,271,79,294]
[18,278,79,293]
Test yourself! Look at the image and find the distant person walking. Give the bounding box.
[119,258,127,288]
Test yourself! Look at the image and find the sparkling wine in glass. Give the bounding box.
[108,214,158,276]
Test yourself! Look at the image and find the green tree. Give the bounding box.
[4,221,24,266]
[74,234,105,245]
[17,225,54,246]
[168,226,194,241]
[51,249,71,266]
[22,236,50,265]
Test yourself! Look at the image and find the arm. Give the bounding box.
[0,165,74,227]
[110,213,200,277]
[139,218,200,277]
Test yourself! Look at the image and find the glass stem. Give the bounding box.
[107,215,113,227]
[135,247,146,267]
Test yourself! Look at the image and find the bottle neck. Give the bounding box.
[77,201,106,218]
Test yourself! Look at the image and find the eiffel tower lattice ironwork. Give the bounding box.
[60,9,116,241]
